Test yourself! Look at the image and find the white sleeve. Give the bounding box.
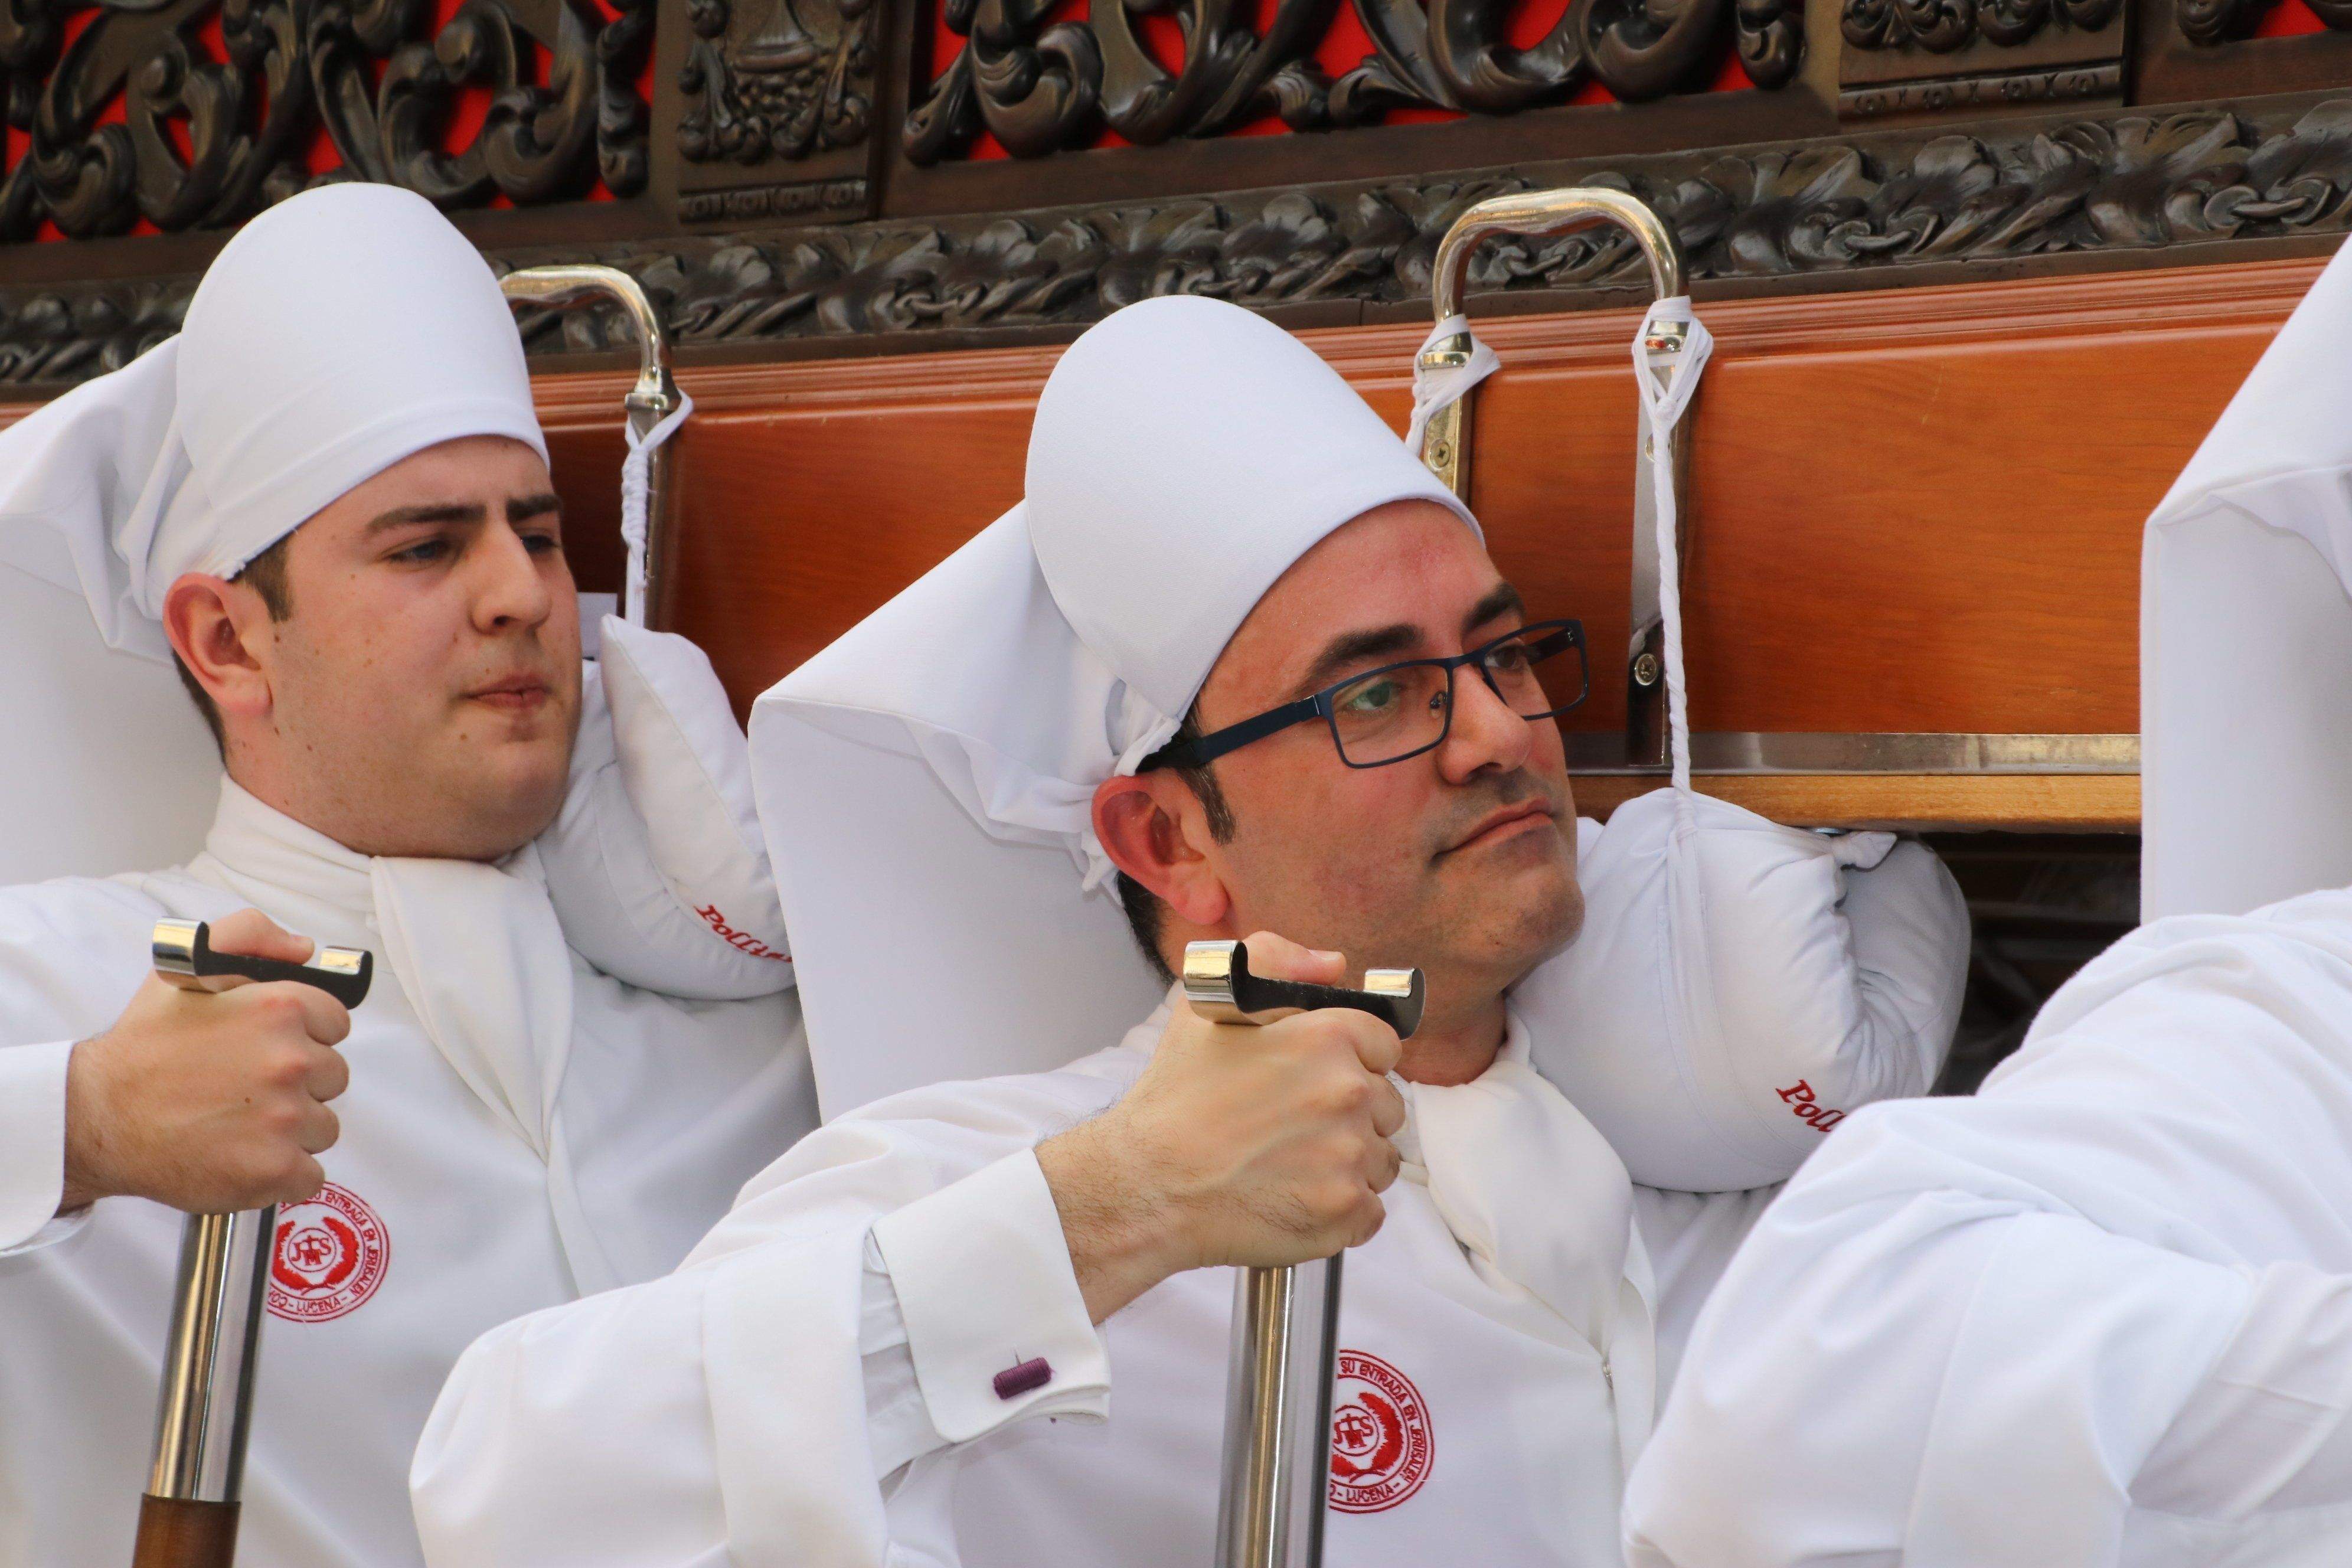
[1623,905,2352,1567]
[1629,1182,1778,1399]
[413,1144,1109,1568]
[0,1039,88,1256]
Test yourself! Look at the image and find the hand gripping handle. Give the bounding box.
[1184,937,1423,1568]
[1181,940,1423,1041]
[135,919,374,1568]
[151,919,374,1009]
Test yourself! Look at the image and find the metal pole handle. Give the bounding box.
[498,266,685,629]
[1415,188,1693,769]
[1185,940,1423,1568]
[135,922,374,1568]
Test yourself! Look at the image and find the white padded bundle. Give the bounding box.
[1442,300,1971,1193]
[1527,797,1966,1191]
[529,396,792,998]
[537,615,795,999]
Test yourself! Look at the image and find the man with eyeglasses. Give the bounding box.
[412,297,1966,1568]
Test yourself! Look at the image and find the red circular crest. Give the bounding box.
[1328,1350,1435,1514]
[267,1181,390,1324]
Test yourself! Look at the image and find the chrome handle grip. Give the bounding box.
[1181,940,1423,1038]
[151,920,371,1009]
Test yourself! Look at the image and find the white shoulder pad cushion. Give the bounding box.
[535,617,794,1000]
[1519,787,1968,1192]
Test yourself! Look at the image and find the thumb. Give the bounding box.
[190,909,316,994]
[1239,931,1346,986]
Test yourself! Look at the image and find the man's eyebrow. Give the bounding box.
[364,501,485,534]
[1464,581,1526,635]
[509,492,563,523]
[1295,623,1422,696]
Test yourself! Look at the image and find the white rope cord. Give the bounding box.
[1628,297,1713,798]
[617,390,695,627]
[1405,313,1503,456]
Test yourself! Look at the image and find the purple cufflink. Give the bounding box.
[994,1357,1053,1400]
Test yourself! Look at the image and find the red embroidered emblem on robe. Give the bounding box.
[1328,1350,1435,1513]
[266,1181,390,1324]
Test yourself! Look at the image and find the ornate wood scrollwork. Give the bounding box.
[1843,0,2122,53]
[0,0,647,240]
[1837,0,2124,120]
[10,77,2352,376]
[904,0,1803,165]
[508,96,2352,352]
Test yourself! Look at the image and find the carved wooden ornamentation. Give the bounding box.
[664,0,880,224]
[675,0,874,166]
[1839,0,2128,119]
[0,0,649,241]
[904,0,1803,165]
[15,89,2352,382]
[876,99,2352,337]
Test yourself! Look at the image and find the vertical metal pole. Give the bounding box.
[133,1207,273,1568]
[1214,1255,1342,1568]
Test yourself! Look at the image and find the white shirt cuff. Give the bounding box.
[871,1148,1110,1442]
[0,1041,82,1256]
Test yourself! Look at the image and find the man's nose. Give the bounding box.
[469,525,555,631]
[1436,664,1533,782]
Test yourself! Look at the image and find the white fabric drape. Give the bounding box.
[1397,1038,1659,1469]
[370,850,618,1293]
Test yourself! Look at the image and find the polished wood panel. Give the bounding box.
[528,259,2311,732]
[1572,775,2143,832]
[9,257,2315,829]
[525,257,2317,827]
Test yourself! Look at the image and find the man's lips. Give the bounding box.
[466,675,552,710]
[1442,799,1557,855]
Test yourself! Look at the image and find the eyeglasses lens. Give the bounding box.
[1495,626,1588,721]
[1329,664,1452,766]
[1328,626,1587,766]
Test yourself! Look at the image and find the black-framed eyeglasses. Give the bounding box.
[1146,619,1589,772]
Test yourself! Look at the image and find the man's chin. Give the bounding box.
[446,744,571,857]
[1463,857,1583,979]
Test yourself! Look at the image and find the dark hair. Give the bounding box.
[1116,709,1239,983]
[172,533,297,753]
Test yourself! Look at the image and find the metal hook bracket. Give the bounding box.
[499,266,683,629]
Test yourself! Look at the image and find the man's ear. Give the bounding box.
[1094,772,1231,930]
[162,573,275,731]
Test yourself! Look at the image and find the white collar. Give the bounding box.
[184,777,378,945]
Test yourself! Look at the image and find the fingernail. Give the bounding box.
[1316,949,1342,962]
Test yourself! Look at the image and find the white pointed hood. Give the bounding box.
[2143,239,2352,919]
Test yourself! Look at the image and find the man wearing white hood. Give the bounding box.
[1621,242,2352,1567]
[0,184,815,1568]
[414,295,1969,1567]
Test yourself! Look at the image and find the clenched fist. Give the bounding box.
[60,909,353,1216]
[1037,932,1407,1322]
